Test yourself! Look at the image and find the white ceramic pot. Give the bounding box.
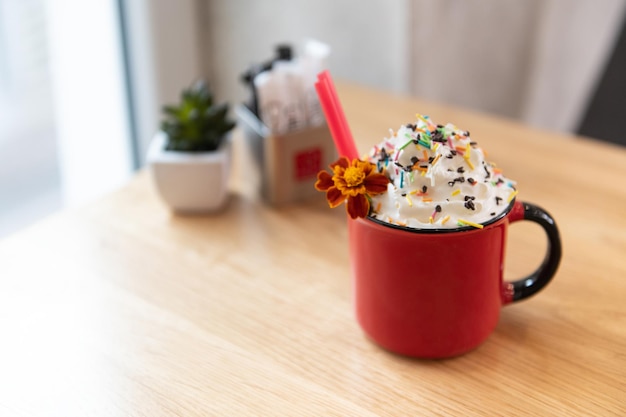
[147,131,231,213]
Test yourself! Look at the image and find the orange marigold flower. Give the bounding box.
[315,157,389,219]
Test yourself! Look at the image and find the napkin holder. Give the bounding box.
[236,104,337,205]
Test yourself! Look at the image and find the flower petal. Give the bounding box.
[356,159,374,175]
[314,170,334,191]
[341,184,366,197]
[346,194,370,219]
[364,173,389,194]
[331,157,350,170]
[326,187,346,208]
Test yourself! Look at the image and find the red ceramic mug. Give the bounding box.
[348,199,561,358]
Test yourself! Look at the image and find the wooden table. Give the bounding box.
[1,82,625,416]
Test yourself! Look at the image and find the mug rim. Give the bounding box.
[364,199,516,234]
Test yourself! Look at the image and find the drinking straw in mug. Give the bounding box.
[314,70,359,160]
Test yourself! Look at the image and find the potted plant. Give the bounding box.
[147,80,236,213]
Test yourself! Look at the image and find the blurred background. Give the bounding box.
[1,0,625,237]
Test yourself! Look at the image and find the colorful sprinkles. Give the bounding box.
[367,113,517,229]
[457,219,484,229]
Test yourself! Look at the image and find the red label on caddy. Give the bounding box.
[294,148,322,180]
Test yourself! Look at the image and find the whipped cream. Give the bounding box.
[366,115,517,229]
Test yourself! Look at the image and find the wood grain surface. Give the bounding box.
[1,82,625,416]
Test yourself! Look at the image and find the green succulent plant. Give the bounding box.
[161,81,236,152]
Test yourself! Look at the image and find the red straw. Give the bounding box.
[314,70,359,160]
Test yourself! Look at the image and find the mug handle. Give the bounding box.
[502,200,562,304]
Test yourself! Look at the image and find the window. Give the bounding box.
[0,0,205,238]
[0,0,60,237]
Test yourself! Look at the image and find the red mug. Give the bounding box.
[348,199,561,358]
